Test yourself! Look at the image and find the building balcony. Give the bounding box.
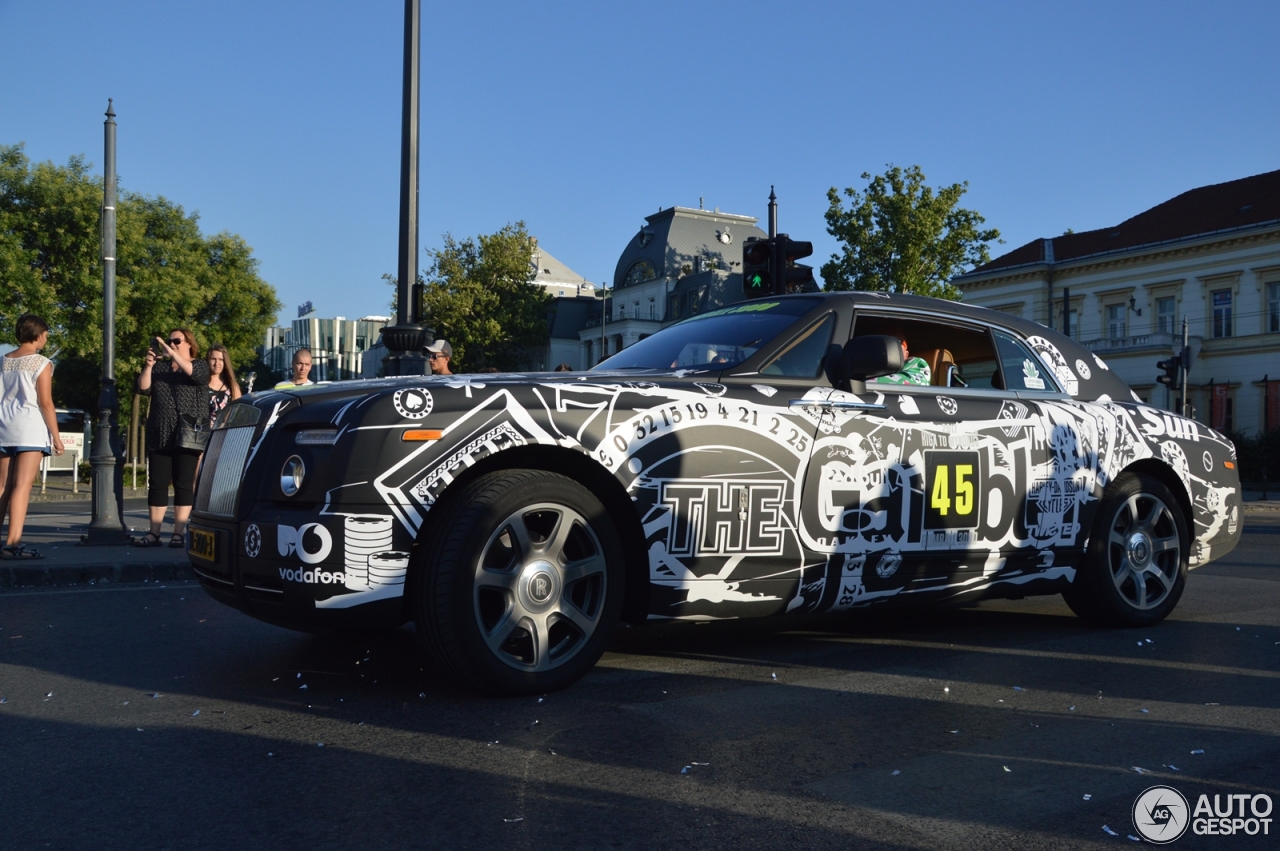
[1082,331,1178,354]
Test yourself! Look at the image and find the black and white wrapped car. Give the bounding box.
[189,293,1242,695]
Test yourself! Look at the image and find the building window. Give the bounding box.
[1156,297,1176,334]
[1269,283,1280,333]
[667,293,680,321]
[1212,289,1232,338]
[1106,304,1126,340]
[649,297,656,320]
[623,260,657,288]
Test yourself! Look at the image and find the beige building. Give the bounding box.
[955,169,1280,436]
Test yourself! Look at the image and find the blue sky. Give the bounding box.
[3,1,1278,327]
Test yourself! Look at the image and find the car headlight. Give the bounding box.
[280,455,305,496]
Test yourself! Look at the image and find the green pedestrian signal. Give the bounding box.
[742,238,775,297]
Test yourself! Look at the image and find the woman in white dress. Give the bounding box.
[0,314,64,559]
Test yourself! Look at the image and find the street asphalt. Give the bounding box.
[0,492,1277,849]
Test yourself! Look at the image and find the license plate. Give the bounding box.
[188,527,216,562]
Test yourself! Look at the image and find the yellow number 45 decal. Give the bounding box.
[925,452,981,529]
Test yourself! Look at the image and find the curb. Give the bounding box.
[0,560,195,589]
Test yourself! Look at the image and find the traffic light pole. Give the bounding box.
[767,186,777,239]
[1180,317,1189,418]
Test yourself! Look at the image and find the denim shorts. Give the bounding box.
[0,446,51,458]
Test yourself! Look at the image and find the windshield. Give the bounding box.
[593,298,820,371]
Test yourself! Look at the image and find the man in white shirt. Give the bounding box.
[291,348,314,385]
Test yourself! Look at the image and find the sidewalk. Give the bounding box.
[28,471,149,504]
[0,493,193,589]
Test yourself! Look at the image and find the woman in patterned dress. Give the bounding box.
[134,328,210,547]
[0,314,64,559]
[206,344,241,427]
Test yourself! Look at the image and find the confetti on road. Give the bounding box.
[1069,705,1076,711]
[45,691,53,698]
[547,749,557,756]
[537,697,544,704]
[191,710,200,716]
[151,693,161,698]
[770,673,777,680]
[1168,765,1180,771]
[299,684,308,690]
[1083,794,1092,801]
[1102,825,1119,836]
[1132,766,1148,774]
[503,817,524,823]
[681,766,691,774]
[136,728,143,732]
[1191,749,1205,754]
[944,687,949,693]
[1003,766,1012,772]
[891,770,900,776]
[1139,709,1149,714]
[1013,686,1024,692]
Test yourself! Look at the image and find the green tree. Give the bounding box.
[0,143,281,410]
[821,164,1001,300]
[388,222,550,371]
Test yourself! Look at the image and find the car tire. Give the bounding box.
[1063,472,1188,628]
[414,469,624,696]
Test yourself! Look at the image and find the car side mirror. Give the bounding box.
[839,335,904,383]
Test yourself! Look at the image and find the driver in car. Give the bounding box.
[874,329,931,386]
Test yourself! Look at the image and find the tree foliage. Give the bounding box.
[389,222,551,372]
[820,164,1001,300]
[0,143,281,410]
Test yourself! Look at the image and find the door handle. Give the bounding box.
[789,399,887,412]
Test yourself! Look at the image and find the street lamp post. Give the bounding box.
[85,99,128,544]
[379,0,428,376]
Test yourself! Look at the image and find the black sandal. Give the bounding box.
[131,531,163,548]
[169,533,186,548]
[2,544,43,560]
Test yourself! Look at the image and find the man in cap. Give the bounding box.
[426,339,453,375]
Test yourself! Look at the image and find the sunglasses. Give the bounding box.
[168,338,185,346]
[428,352,446,360]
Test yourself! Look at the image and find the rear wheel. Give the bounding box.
[1064,472,1187,627]
[414,470,623,695]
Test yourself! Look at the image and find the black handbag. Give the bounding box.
[176,413,210,452]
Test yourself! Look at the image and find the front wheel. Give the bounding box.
[1064,472,1188,627]
[414,470,624,696]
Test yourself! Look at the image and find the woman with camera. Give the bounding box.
[134,329,209,548]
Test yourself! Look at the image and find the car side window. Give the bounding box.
[993,331,1060,392]
[759,313,836,378]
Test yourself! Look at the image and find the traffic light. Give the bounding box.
[776,235,815,293]
[1157,345,1193,391]
[742,237,775,297]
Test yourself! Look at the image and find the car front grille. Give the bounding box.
[194,426,256,516]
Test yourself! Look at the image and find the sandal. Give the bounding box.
[169,533,186,548]
[131,531,164,548]
[2,544,43,560]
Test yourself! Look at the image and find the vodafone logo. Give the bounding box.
[276,523,333,565]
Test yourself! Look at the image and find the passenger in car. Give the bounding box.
[874,329,932,386]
